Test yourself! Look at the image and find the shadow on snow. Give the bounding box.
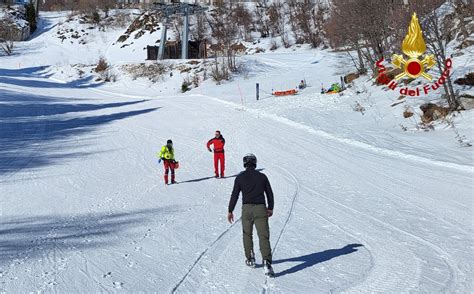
[0,88,159,175]
[273,244,364,277]
[0,66,102,89]
[0,207,181,267]
[178,169,265,184]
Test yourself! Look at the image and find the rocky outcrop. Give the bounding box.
[117,11,163,43]
[420,103,450,123]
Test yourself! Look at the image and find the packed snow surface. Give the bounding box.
[0,11,472,293]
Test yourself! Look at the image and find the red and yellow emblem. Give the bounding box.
[392,13,436,81]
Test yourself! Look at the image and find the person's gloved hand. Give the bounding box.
[158,158,162,164]
[208,148,212,152]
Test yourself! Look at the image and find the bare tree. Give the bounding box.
[451,0,471,40]
[325,0,370,72]
[231,4,253,42]
[422,8,459,110]
[267,2,284,36]
[171,14,183,43]
[287,0,325,47]
[209,3,239,71]
[192,13,208,42]
[254,1,270,38]
[98,0,116,18]
[325,0,446,74]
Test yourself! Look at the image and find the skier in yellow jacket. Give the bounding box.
[158,139,178,185]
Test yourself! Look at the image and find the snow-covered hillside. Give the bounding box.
[0,9,473,294]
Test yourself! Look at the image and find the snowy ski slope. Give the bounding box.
[0,12,473,293]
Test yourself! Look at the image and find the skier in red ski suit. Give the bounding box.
[207,130,225,178]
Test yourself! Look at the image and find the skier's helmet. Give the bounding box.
[167,139,173,145]
[243,153,257,168]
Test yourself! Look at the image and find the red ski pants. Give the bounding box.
[214,152,225,176]
[163,160,175,183]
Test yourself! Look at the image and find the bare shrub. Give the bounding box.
[446,117,472,147]
[122,62,170,83]
[95,56,109,73]
[181,78,191,93]
[192,74,200,88]
[270,38,278,51]
[403,106,414,118]
[352,101,366,115]
[0,18,16,56]
[210,57,231,84]
[101,70,117,82]
[94,56,116,82]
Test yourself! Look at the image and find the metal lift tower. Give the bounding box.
[152,2,208,60]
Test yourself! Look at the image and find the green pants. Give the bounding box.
[242,204,272,262]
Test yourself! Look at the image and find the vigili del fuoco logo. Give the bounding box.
[375,13,452,96]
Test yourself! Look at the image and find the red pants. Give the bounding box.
[214,152,225,177]
[163,160,175,184]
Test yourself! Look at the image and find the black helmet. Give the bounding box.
[243,153,257,168]
[167,139,173,145]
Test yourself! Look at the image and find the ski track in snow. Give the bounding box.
[277,129,464,292]
[196,94,473,173]
[1,27,472,292]
[1,82,471,292]
[262,166,300,294]
[170,218,242,293]
[301,185,456,293]
[290,130,472,236]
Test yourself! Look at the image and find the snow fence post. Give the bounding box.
[256,83,260,101]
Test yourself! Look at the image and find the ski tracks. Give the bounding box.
[170,218,242,293]
[169,164,301,294]
[301,185,458,293]
[262,165,301,294]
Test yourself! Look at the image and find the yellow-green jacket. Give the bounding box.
[158,145,175,160]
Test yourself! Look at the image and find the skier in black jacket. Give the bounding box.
[227,153,275,277]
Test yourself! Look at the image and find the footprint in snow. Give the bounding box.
[103,272,112,278]
[144,229,152,238]
[113,281,124,289]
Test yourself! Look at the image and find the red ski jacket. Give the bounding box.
[207,136,225,153]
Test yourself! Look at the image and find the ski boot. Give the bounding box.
[263,260,274,277]
[245,251,256,268]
